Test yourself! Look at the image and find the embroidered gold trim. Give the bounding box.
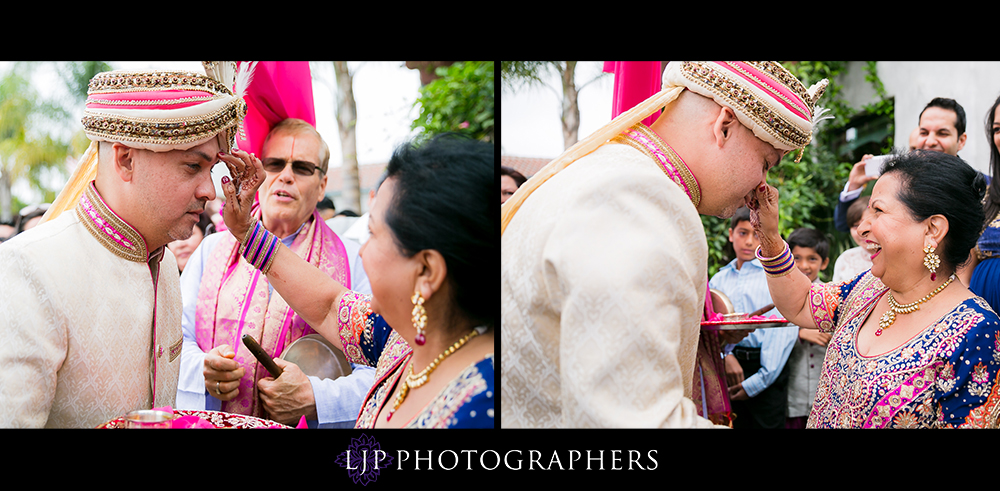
[169,336,183,362]
[748,61,810,104]
[978,211,1000,260]
[611,123,701,207]
[680,62,811,149]
[76,182,148,263]
[82,100,244,147]
[84,70,244,150]
[85,94,224,107]
[723,62,809,120]
[87,70,234,97]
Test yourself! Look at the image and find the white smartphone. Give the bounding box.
[864,155,893,178]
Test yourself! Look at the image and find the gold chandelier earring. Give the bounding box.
[411,291,427,346]
[923,245,940,281]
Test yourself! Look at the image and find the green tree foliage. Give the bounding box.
[501,61,608,150]
[0,64,71,221]
[701,61,894,281]
[0,62,111,222]
[500,61,553,91]
[411,61,494,143]
[59,61,113,104]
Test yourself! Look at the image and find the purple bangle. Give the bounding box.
[259,231,280,274]
[756,242,796,278]
[764,261,796,278]
[240,220,280,273]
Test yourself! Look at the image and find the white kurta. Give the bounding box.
[0,186,182,428]
[501,141,716,428]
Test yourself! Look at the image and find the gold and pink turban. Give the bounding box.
[43,61,258,223]
[501,61,830,234]
[80,64,253,153]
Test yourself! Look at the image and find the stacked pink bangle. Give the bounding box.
[756,241,795,278]
[241,220,280,274]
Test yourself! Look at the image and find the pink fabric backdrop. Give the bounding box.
[236,61,317,158]
[602,61,664,127]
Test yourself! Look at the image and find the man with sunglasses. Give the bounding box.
[176,118,373,427]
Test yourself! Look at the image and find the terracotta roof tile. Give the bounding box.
[501,155,552,178]
[324,163,387,193]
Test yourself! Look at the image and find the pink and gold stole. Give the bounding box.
[610,123,701,207]
[694,283,733,426]
[194,209,351,417]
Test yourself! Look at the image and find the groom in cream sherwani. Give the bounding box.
[0,63,255,428]
[501,62,831,428]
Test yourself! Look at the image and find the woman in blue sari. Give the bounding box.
[217,134,494,428]
[960,93,1000,313]
[749,150,1000,428]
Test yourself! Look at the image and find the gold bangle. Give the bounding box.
[756,242,795,277]
[241,219,258,246]
[756,242,789,264]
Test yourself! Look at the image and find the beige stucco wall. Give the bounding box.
[840,61,1000,176]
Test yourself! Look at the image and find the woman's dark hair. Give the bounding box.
[383,133,495,331]
[17,203,49,233]
[500,165,527,187]
[983,94,1000,223]
[881,149,987,269]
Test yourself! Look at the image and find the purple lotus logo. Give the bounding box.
[336,433,394,485]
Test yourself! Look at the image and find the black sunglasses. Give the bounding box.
[262,158,324,176]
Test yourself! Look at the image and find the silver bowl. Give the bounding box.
[281,334,352,380]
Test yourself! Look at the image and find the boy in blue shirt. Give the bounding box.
[709,207,799,429]
[784,227,831,428]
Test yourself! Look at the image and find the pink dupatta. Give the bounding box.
[194,209,350,417]
[235,61,316,156]
[602,61,664,126]
[694,282,733,426]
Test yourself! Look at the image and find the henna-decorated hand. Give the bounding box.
[218,148,266,242]
[745,182,783,255]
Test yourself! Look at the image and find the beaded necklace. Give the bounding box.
[386,326,484,422]
[876,274,956,336]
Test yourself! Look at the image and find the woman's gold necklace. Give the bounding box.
[386,327,482,422]
[876,274,955,336]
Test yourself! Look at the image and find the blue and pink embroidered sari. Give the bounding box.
[806,271,1000,428]
[971,209,1000,313]
[336,291,494,428]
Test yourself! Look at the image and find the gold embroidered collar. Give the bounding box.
[76,182,149,263]
[611,123,701,207]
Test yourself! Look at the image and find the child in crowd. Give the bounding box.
[783,227,831,429]
[832,195,872,283]
[709,207,798,429]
